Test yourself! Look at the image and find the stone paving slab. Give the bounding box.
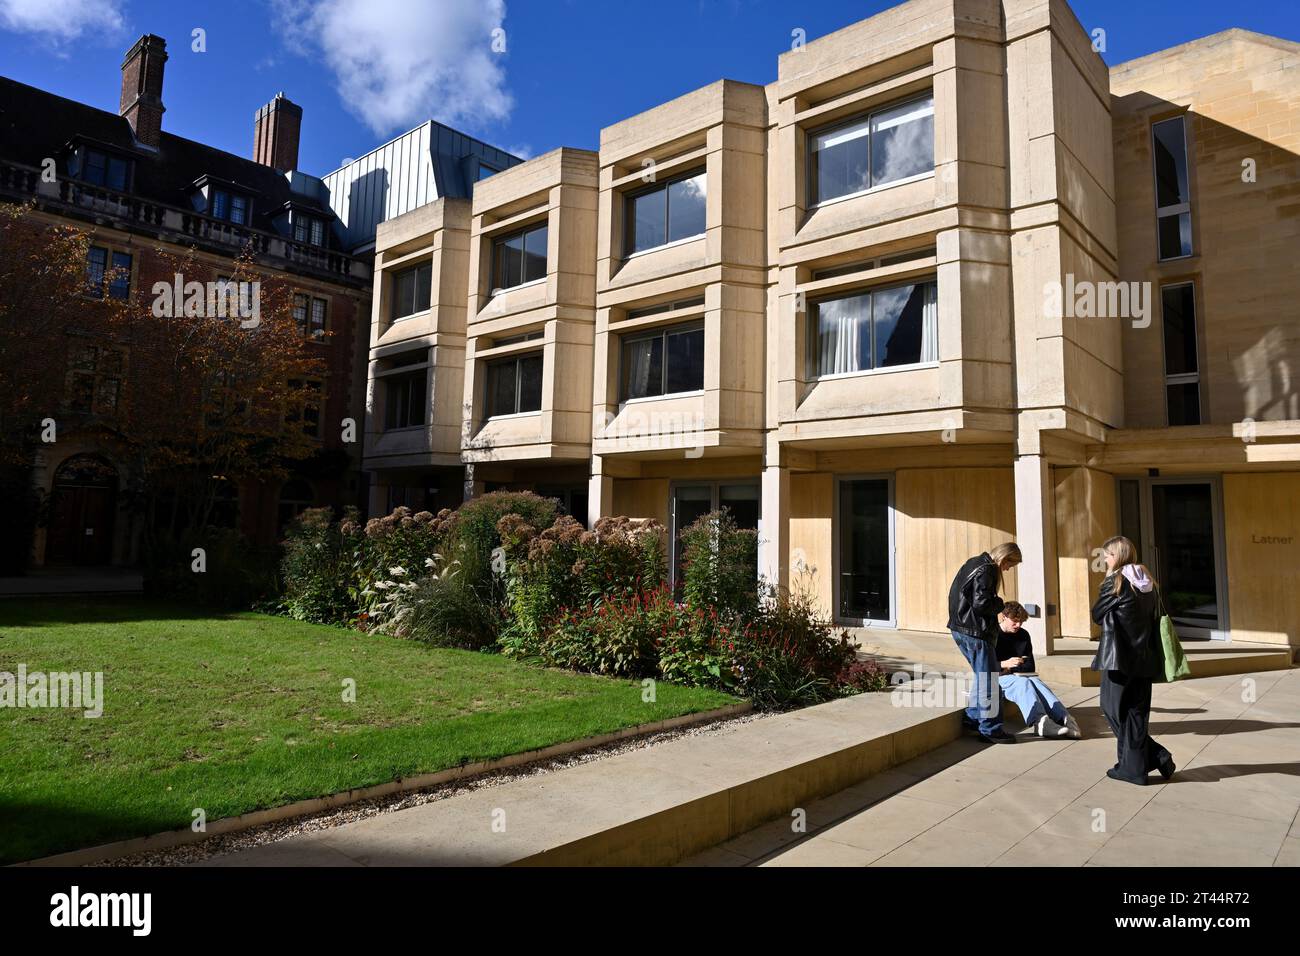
[737,668,1300,867]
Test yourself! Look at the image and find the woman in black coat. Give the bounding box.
[1091,535,1174,784]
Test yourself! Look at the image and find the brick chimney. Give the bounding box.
[253,93,303,173]
[119,34,167,149]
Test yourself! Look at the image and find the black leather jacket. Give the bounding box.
[1090,571,1163,677]
[947,553,1004,639]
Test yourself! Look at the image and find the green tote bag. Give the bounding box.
[1155,588,1192,683]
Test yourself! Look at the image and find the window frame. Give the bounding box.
[805,274,939,382]
[1150,115,1195,262]
[484,351,544,419]
[805,91,936,208]
[76,147,131,191]
[292,293,329,342]
[623,167,708,258]
[85,246,133,300]
[619,319,706,403]
[285,378,324,439]
[490,220,549,294]
[389,261,433,323]
[1160,280,1202,426]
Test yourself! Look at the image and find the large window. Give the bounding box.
[210,189,250,225]
[808,279,937,378]
[294,214,326,247]
[492,221,548,292]
[485,353,543,417]
[390,262,432,321]
[809,94,934,205]
[625,169,706,255]
[85,247,132,300]
[383,360,427,430]
[285,379,323,438]
[621,322,705,401]
[293,293,328,341]
[1152,116,1193,261]
[1161,282,1200,425]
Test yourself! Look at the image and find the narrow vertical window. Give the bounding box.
[1161,282,1200,425]
[1152,116,1193,260]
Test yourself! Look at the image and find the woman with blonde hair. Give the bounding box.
[947,541,1022,744]
[1091,535,1174,784]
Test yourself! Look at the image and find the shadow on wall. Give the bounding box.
[343,167,391,251]
[1113,92,1300,427]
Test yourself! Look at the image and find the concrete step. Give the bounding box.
[198,681,970,867]
[855,629,1294,687]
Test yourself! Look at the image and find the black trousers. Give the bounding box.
[1100,669,1171,781]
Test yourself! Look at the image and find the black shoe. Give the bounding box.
[1156,755,1176,780]
[980,729,1017,745]
[1107,767,1146,786]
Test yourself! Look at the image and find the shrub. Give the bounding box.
[400,545,508,650]
[728,585,860,710]
[679,509,758,616]
[500,514,666,647]
[279,506,359,624]
[516,587,676,677]
[354,506,449,623]
[835,658,890,695]
[444,491,560,567]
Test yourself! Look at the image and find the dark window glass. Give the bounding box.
[85,247,107,297]
[310,218,325,247]
[1157,212,1193,260]
[666,173,706,244]
[626,169,706,255]
[492,223,548,291]
[108,251,132,300]
[1152,117,1191,209]
[294,217,308,242]
[83,150,107,186]
[211,190,229,219]
[620,323,703,400]
[230,195,248,225]
[391,262,432,320]
[384,369,427,429]
[873,282,927,367]
[1161,284,1198,377]
[664,326,705,394]
[286,380,323,437]
[523,225,548,283]
[106,156,128,191]
[309,298,327,340]
[1167,383,1201,426]
[810,94,934,204]
[486,353,544,417]
[292,293,308,335]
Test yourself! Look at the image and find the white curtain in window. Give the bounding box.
[818,296,861,376]
[627,338,655,396]
[920,281,938,363]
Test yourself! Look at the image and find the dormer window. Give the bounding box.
[70,147,130,191]
[294,214,326,247]
[210,189,250,225]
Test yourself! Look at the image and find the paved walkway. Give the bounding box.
[682,668,1300,866]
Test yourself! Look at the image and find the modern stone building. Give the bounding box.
[362,0,1300,655]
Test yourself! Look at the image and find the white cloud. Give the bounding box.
[273,0,513,137]
[0,0,125,43]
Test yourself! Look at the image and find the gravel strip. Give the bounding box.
[92,709,772,867]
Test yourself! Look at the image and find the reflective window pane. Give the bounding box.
[813,293,871,375]
[812,119,870,203]
[1152,117,1191,209]
[523,225,548,283]
[628,186,666,254]
[870,96,934,187]
[495,234,524,289]
[487,361,516,417]
[873,282,927,368]
[1166,382,1201,426]
[519,354,543,412]
[667,173,706,243]
[1157,211,1193,260]
[1161,284,1198,376]
[664,326,705,393]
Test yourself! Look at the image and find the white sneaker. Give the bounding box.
[1064,713,1082,739]
[1037,714,1068,737]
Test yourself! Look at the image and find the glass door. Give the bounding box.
[668,481,760,590]
[835,476,894,627]
[1117,477,1227,640]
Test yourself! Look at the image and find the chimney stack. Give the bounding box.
[253,93,303,173]
[119,34,168,149]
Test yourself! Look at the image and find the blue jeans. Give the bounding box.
[998,674,1068,727]
[951,630,1001,734]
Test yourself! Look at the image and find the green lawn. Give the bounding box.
[0,599,739,864]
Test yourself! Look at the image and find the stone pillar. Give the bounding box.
[587,456,614,529]
[760,460,790,592]
[1013,452,1058,659]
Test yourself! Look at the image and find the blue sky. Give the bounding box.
[1,0,1297,177]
